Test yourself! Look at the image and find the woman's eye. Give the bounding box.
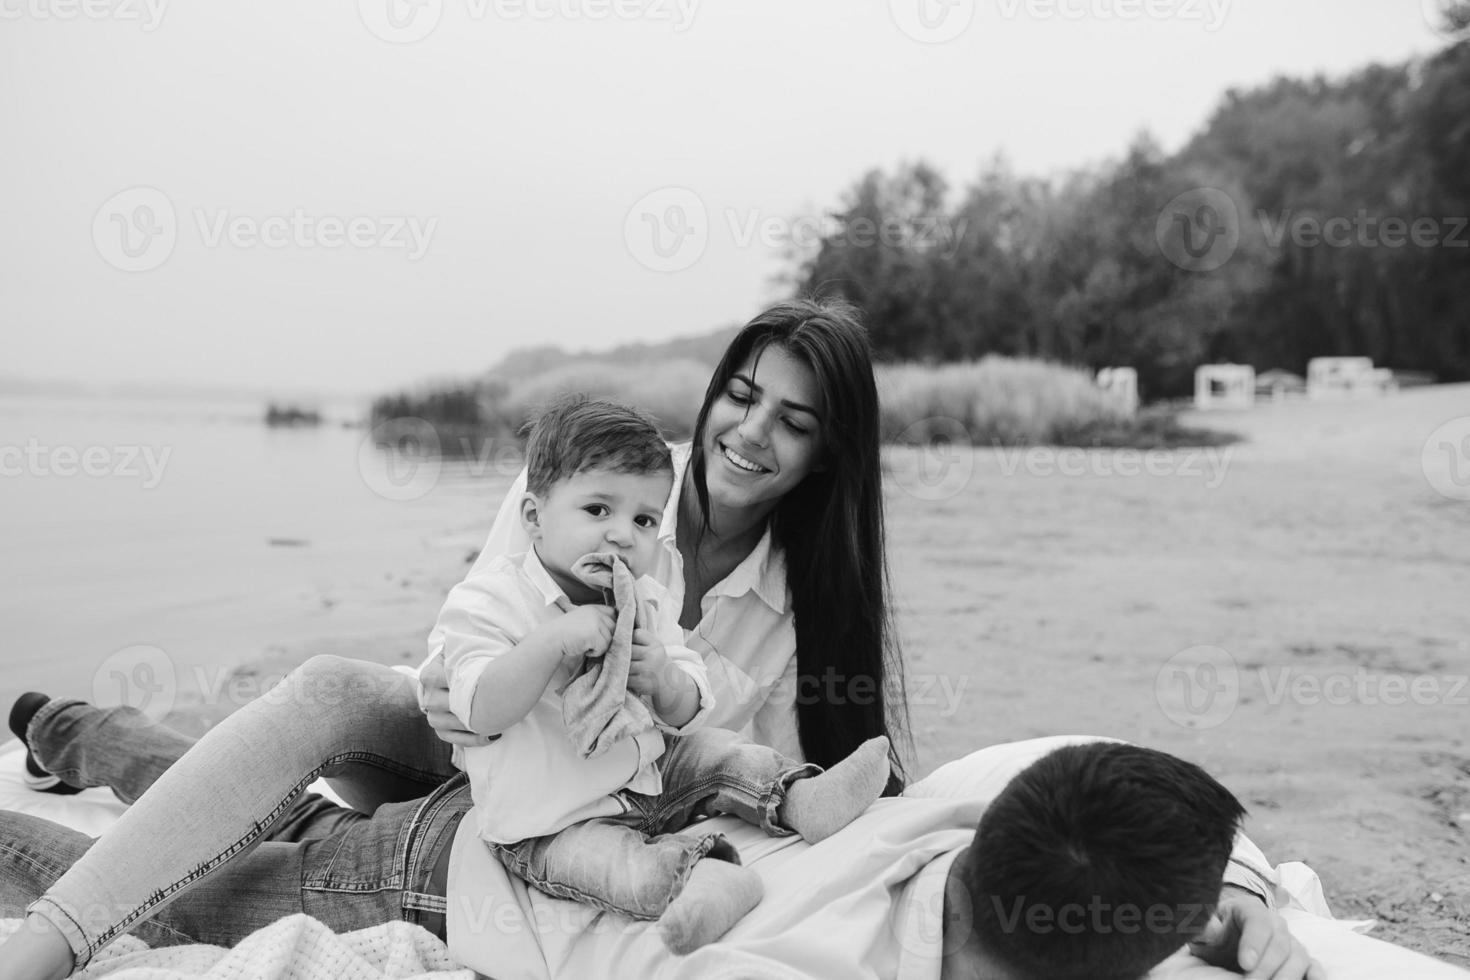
[727,389,751,405]
[784,419,809,435]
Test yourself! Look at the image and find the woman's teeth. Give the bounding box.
[722,445,768,473]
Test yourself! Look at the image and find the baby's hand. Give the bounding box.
[558,605,616,661]
[627,627,671,698]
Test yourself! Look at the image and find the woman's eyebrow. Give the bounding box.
[732,373,821,417]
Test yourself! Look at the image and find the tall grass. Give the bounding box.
[372,354,1233,453]
[877,357,1133,446]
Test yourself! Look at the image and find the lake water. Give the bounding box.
[0,394,514,715]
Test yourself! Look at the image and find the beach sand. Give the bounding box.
[78,383,1470,964]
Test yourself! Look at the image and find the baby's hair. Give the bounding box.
[523,395,672,497]
[962,742,1246,980]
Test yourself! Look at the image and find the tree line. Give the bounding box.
[793,40,1470,400]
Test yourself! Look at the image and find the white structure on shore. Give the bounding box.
[1194,364,1256,410]
[1096,366,1140,415]
[1306,357,1397,399]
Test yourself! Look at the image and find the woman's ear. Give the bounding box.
[520,494,544,540]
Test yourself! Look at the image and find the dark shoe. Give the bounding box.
[8,692,84,795]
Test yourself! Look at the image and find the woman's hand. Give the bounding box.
[419,655,498,747]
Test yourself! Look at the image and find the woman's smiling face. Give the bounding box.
[701,344,827,514]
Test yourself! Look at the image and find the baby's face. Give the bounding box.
[530,466,672,598]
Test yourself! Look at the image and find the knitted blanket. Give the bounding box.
[560,552,655,759]
[0,915,472,980]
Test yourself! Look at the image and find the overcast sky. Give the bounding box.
[0,0,1454,396]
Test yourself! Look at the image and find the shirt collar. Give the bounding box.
[521,546,572,610]
[666,442,788,615]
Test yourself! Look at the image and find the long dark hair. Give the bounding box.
[689,298,911,789]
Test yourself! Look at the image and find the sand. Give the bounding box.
[141,382,1470,965]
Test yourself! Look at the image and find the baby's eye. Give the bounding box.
[635,515,659,529]
[583,504,609,517]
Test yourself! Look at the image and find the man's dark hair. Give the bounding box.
[523,395,672,497]
[962,742,1247,980]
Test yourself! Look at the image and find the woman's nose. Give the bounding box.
[737,410,771,447]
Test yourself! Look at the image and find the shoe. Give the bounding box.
[8,692,84,795]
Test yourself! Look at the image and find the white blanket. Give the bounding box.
[0,916,472,980]
[2,740,1465,979]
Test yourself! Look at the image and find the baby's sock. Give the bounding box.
[779,735,891,843]
[658,858,764,955]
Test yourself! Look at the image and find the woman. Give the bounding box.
[0,298,910,977]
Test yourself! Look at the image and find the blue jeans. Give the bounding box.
[0,778,471,952]
[6,656,462,969]
[493,727,818,920]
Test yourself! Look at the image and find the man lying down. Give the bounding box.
[4,736,1467,979]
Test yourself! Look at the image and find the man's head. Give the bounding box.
[955,742,1246,980]
[520,396,673,598]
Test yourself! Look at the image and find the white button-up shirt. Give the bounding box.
[426,442,806,763]
[432,546,711,845]
[444,736,1314,980]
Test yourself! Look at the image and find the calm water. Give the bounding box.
[0,394,513,713]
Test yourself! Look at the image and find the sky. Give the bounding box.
[0,0,1457,397]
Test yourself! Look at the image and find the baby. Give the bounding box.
[424,396,890,952]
